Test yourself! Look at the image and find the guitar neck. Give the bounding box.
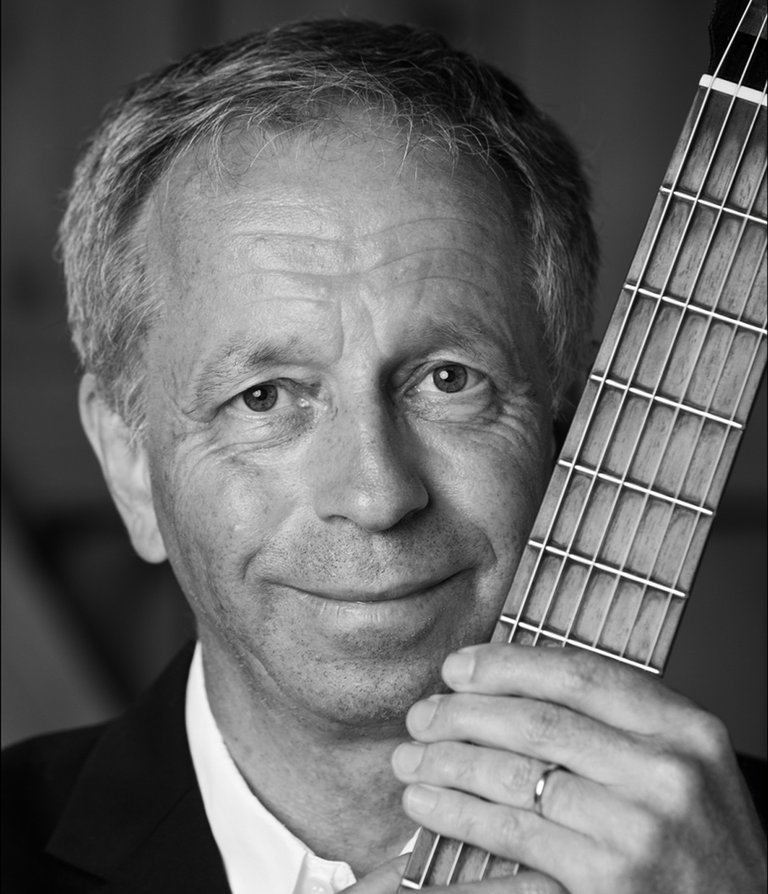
[401,0,767,887]
[497,64,767,674]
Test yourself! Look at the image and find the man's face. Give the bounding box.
[139,126,553,731]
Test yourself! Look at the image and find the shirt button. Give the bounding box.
[301,877,333,894]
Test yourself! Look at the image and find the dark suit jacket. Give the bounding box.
[1,643,231,893]
[3,644,766,893]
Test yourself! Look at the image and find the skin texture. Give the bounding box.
[80,124,553,872]
[79,124,766,889]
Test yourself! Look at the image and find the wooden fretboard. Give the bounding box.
[400,0,767,887]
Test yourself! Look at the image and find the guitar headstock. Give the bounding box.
[709,0,767,86]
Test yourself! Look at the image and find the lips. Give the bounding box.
[276,570,466,603]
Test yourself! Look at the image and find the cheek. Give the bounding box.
[150,444,303,606]
[446,421,551,561]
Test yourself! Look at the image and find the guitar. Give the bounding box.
[400,0,767,886]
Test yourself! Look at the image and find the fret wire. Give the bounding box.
[526,539,687,597]
[589,376,745,427]
[499,27,730,645]
[557,460,714,515]
[548,67,765,660]
[523,44,759,650]
[658,187,767,224]
[499,619,662,674]
[630,286,767,335]
[630,122,767,666]
[446,842,463,884]
[408,831,441,889]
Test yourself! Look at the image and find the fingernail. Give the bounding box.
[393,742,424,775]
[405,784,438,815]
[443,651,475,685]
[407,696,439,733]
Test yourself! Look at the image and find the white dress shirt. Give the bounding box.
[186,643,413,894]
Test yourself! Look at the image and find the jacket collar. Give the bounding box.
[45,643,231,892]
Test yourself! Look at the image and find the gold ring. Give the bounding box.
[532,762,562,817]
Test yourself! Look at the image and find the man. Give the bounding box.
[2,19,765,894]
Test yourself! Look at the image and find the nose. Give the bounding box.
[310,402,429,531]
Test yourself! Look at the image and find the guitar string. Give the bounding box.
[588,11,767,666]
[512,29,751,661]
[562,11,767,661]
[590,75,767,666]
[649,11,768,634]
[617,120,766,668]
[625,25,767,669]
[517,0,762,664]
[496,53,734,656]
[402,4,758,888]
[642,155,766,668]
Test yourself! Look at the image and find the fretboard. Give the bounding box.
[400,1,767,887]
[497,75,766,673]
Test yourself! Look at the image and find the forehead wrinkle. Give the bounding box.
[235,214,515,278]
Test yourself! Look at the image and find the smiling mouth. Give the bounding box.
[282,571,466,603]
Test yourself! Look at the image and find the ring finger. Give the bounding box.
[392,739,622,838]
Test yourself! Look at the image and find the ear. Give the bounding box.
[79,374,167,564]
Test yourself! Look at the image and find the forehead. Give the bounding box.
[146,119,522,263]
[139,122,541,384]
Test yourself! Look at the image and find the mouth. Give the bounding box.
[278,570,466,603]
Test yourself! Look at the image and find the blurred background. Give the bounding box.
[2,0,765,758]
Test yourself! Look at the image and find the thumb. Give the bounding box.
[339,853,410,893]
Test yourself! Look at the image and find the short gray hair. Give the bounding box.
[60,19,598,435]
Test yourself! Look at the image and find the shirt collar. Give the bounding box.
[185,642,358,894]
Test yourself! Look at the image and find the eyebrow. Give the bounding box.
[185,308,523,411]
[412,314,523,373]
[187,333,312,408]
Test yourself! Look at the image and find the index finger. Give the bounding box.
[440,642,695,735]
[339,854,409,893]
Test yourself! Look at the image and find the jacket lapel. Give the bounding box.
[45,644,231,892]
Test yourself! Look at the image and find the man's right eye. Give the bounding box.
[240,382,280,412]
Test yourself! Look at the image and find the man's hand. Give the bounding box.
[392,643,766,893]
[340,855,409,893]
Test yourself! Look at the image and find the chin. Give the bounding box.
[300,649,451,734]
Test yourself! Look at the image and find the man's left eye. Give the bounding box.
[418,363,484,394]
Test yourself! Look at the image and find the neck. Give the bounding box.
[200,638,416,876]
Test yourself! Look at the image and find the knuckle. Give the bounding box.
[628,808,667,864]
[652,751,703,816]
[495,807,525,853]
[562,646,603,692]
[687,709,731,761]
[453,799,484,845]
[422,739,451,777]
[432,741,473,788]
[498,758,538,804]
[523,701,561,747]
